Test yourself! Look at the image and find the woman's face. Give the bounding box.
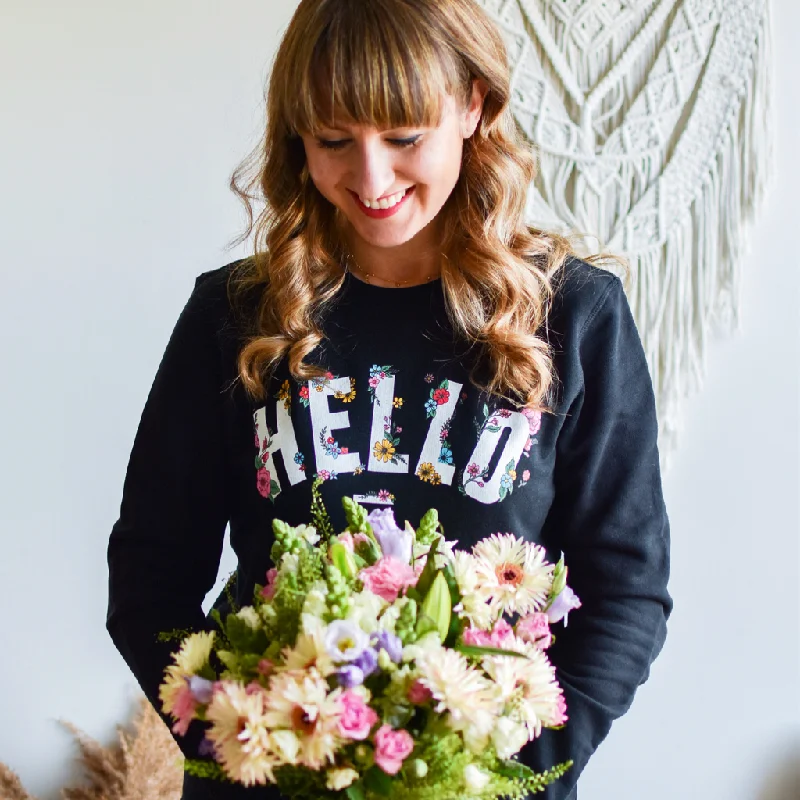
[299,81,486,252]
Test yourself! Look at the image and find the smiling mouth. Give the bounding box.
[350,186,415,219]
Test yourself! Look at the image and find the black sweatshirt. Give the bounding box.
[106,256,671,800]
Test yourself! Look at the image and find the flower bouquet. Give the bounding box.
[159,480,581,798]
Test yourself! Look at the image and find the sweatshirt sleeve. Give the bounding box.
[519,274,672,798]
[106,271,230,760]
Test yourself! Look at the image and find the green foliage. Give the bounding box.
[455,643,530,659]
[325,563,352,619]
[416,509,440,546]
[183,759,232,781]
[414,537,441,598]
[364,765,394,796]
[395,598,418,644]
[223,570,240,613]
[225,614,268,653]
[155,627,193,643]
[346,783,367,800]
[342,496,370,534]
[310,476,335,541]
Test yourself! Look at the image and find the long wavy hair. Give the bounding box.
[226,0,592,414]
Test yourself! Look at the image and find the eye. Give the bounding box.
[316,135,423,150]
[388,136,422,148]
[317,139,349,150]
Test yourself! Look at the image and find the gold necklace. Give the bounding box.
[344,251,440,288]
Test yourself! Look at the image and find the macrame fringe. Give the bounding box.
[510,0,773,469]
[628,4,773,469]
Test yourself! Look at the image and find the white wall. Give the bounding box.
[1,2,797,798]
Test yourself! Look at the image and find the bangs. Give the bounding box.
[285,0,469,135]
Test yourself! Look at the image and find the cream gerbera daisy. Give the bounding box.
[483,638,564,739]
[205,681,295,785]
[263,668,344,770]
[159,631,215,716]
[450,550,494,630]
[415,647,500,735]
[282,615,336,677]
[473,534,553,617]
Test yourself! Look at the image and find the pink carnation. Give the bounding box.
[516,612,552,649]
[373,724,414,775]
[261,567,278,599]
[338,690,378,740]
[257,659,274,676]
[553,694,568,725]
[359,557,418,603]
[170,683,197,736]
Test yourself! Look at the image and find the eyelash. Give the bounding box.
[318,136,421,151]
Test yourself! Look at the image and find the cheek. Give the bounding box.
[415,140,464,192]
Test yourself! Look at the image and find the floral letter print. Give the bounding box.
[253,401,305,501]
[367,365,409,474]
[415,379,462,486]
[307,375,362,476]
[460,404,529,504]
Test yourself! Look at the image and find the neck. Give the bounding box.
[346,230,442,288]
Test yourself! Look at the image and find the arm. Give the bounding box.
[106,271,230,759]
[521,275,672,797]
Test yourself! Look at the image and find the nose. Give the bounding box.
[350,138,396,201]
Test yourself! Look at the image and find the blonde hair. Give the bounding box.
[226,0,588,414]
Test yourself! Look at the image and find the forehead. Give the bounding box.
[285,8,468,138]
[312,95,460,134]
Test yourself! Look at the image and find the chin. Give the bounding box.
[349,221,425,250]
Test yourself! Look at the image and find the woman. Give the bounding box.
[106,1,672,798]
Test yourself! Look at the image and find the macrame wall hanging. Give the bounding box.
[478,0,773,468]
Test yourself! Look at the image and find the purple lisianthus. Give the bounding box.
[368,508,413,564]
[188,675,214,704]
[198,736,216,758]
[325,619,370,662]
[337,664,365,688]
[352,646,379,678]
[371,630,403,663]
[546,585,582,626]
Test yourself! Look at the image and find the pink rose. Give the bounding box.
[353,533,371,547]
[256,468,271,498]
[337,532,355,551]
[338,690,378,740]
[407,679,433,704]
[522,469,531,482]
[261,567,278,599]
[462,627,493,647]
[462,619,514,649]
[359,557,418,603]
[373,724,414,775]
[516,612,552,649]
[369,377,380,388]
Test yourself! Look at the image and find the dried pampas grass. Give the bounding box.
[0,697,184,800]
[0,762,37,800]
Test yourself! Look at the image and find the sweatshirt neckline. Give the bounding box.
[342,270,442,298]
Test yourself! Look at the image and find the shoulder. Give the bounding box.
[549,255,625,337]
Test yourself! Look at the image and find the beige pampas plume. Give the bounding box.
[0,762,38,800]
[59,696,184,800]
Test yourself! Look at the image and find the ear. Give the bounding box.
[461,78,489,138]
